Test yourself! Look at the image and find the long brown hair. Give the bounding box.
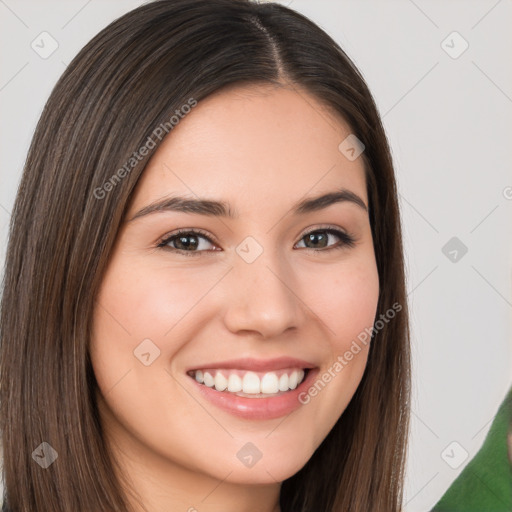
[0,1,411,510]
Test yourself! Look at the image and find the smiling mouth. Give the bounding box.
[187,368,310,397]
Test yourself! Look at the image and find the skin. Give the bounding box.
[90,82,380,512]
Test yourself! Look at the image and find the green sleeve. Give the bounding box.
[431,386,512,512]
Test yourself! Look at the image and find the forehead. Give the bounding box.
[128,83,367,216]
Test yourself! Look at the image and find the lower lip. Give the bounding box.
[189,368,319,420]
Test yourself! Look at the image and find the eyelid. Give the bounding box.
[298,223,351,240]
[157,227,219,250]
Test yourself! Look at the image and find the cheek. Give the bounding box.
[90,259,215,353]
[302,255,380,350]
[89,256,228,399]
[295,255,379,446]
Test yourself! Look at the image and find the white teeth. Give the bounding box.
[203,372,214,387]
[289,370,298,390]
[192,368,308,394]
[227,373,242,392]
[278,373,289,391]
[214,372,228,391]
[260,372,279,394]
[242,372,261,394]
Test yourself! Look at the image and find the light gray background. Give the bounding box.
[1,1,511,510]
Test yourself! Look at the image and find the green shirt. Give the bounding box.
[431,386,512,512]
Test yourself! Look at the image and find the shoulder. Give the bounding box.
[431,386,512,511]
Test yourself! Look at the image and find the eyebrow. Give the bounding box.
[126,187,368,222]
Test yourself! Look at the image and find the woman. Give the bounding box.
[0,0,411,510]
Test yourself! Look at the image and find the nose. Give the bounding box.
[222,245,303,339]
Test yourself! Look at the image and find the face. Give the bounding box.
[90,83,379,494]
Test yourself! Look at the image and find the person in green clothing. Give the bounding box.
[432,386,512,512]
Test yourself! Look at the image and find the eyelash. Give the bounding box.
[156,226,357,257]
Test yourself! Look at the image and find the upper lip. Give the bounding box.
[187,356,317,373]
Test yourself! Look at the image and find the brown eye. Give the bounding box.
[296,228,356,251]
[158,229,218,256]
